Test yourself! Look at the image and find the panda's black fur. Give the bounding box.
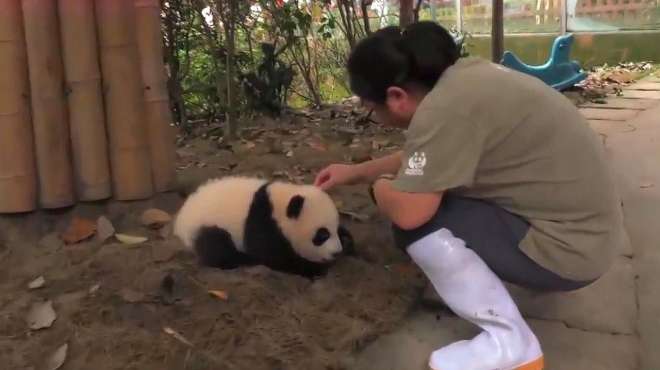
[174,177,354,279]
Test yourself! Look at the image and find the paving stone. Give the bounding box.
[619,89,660,100]
[605,104,660,369]
[588,120,636,135]
[623,82,660,91]
[506,256,637,335]
[348,311,639,370]
[580,107,639,121]
[580,98,658,110]
[527,319,639,370]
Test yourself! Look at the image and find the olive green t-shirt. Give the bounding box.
[391,57,624,282]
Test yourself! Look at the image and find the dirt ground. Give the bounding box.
[0,105,429,370]
[0,66,651,370]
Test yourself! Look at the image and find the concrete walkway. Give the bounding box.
[348,74,660,370]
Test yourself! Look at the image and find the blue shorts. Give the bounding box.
[391,194,594,292]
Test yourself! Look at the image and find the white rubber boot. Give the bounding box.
[407,228,544,370]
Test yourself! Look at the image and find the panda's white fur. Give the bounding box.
[173,175,352,277]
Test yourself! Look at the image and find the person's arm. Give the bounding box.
[372,178,443,230]
[353,150,403,183]
[314,151,403,190]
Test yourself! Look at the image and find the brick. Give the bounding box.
[580,107,639,121]
[506,256,637,335]
[580,98,658,110]
[623,82,660,91]
[619,90,660,100]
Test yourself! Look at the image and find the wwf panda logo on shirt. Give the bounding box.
[405,152,426,176]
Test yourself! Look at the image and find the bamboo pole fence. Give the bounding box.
[0,0,176,213]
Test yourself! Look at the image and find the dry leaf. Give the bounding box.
[272,170,290,178]
[96,216,115,242]
[26,300,57,330]
[208,290,228,300]
[140,209,172,229]
[119,288,145,303]
[306,137,328,151]
[89,283,101,295]
[60,217,96,245]
[45,343,68,370]
[339,210,370,222]
[116,234,148,245]
[158,223,173,239]
[163,326,194,347]
[28,276,45,290]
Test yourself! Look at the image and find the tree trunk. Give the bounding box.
[135,0,178,192]
[400,0,414,27]
[216,0,238,140]
[360,0,372,35]
[413,0,423,22]
[0,0,37,212]
[95,0,154,200]
[22,0,75,209]
[59,0,112,201]
[429,0,437,21]
[162,0,189,128]
[492,0,504,62]
[338,0,356,49]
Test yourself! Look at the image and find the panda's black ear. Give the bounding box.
[287,195,305,219]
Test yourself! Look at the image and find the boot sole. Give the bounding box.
[513,355,544,370]
[428,355,544,370]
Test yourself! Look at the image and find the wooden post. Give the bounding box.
[95,0,154,200]
[492,0,504,62]
[0,0,37,212]
[59,0,112,201]
[21,0,75,209]
[400,0,414,27]
[134,0,177,192]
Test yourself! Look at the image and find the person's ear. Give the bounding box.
[385,86,409,113]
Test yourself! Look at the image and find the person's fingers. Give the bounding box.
[319,178,335,191]
[314,170,331,187]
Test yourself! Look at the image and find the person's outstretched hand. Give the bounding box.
[314,164,361,191]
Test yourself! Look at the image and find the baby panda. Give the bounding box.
[173,175,355,278]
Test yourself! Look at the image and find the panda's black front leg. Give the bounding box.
[338,225,356,256]
[194,226,256,269]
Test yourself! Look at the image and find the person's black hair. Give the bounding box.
[347,21,460,104]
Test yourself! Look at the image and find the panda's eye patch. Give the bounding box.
[313,227,331,246]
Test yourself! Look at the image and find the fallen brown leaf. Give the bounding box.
[208,290,229,300]
[45,343,68,370]
[306,136,328,151]
[96,216,115,243]
[26,300,57,330]
[88,283,101,295]
[339,210,370,222]
[28,276,45,290]
[140,209,172,229]
[116,234,148,245]
[60,217,96,245]
[158,223,173,239]
[163,326,194,347]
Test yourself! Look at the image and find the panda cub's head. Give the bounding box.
[267,180,351,264]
